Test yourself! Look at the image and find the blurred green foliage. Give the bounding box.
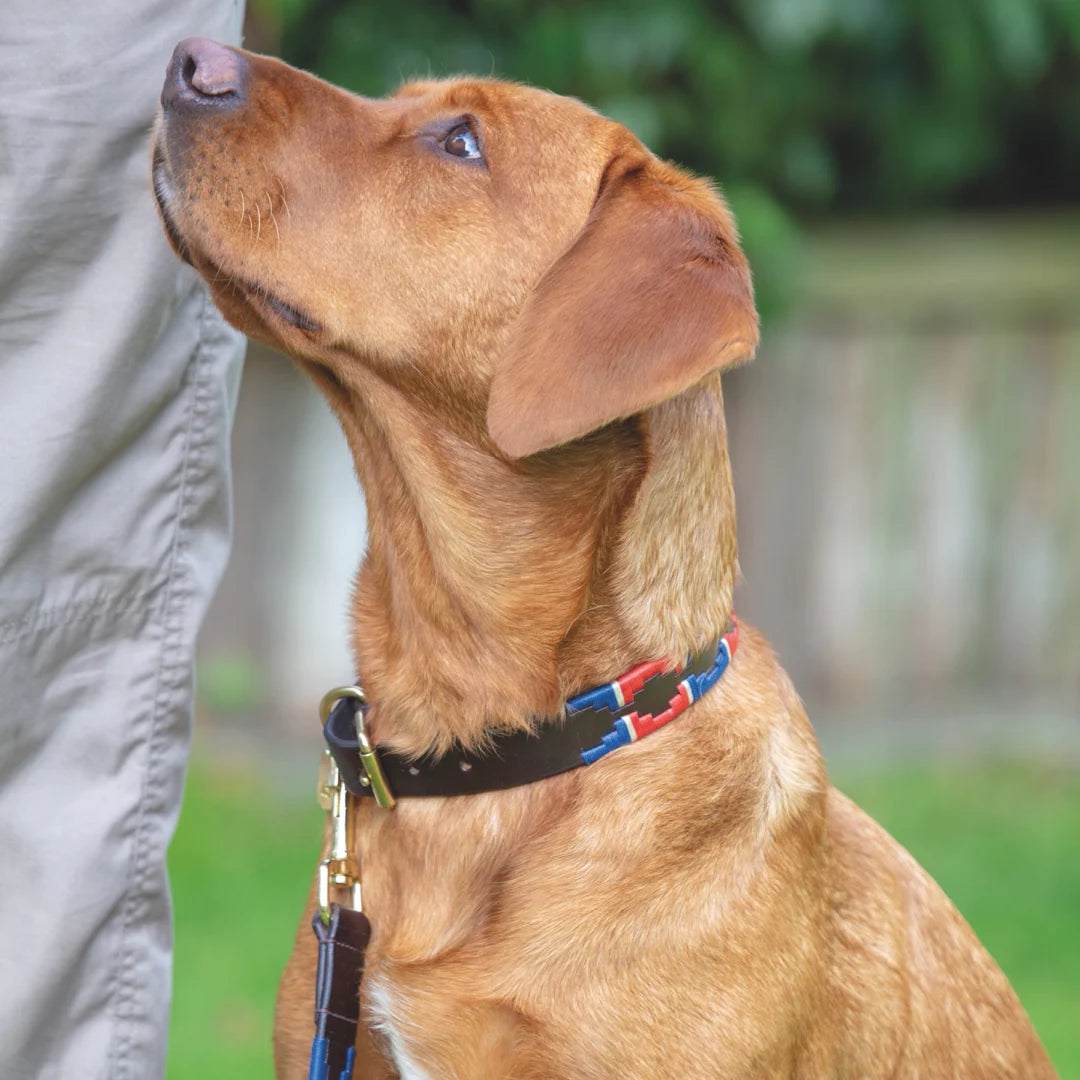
[247,0,1080,313]
[197,652,266,715]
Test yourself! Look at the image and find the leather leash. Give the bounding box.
[307,751,367,1080]
[308,904,370,1080]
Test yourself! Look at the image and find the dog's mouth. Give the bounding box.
[260,293,321,333]
[152,144,323,337]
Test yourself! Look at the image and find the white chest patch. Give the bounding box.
[366,975,435,1080]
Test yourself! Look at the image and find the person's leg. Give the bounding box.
[0,2,245,1076]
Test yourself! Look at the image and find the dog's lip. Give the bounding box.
[259,291,322,334]
[214,274,324,337]
[237,280,323,335]
[152,146,193,266]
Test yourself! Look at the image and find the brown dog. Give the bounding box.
[153,39,1057,1080]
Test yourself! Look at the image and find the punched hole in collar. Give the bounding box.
[459,761,472,772]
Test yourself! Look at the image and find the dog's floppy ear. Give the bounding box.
[487,151,758,459]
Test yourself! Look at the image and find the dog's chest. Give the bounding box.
[366,974,434,1080]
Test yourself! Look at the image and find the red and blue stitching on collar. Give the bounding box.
[573,616,739,765]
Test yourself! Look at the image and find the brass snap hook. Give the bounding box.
[316,753,362,925]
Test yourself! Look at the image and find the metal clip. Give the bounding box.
[319,684,396,810]
[316,758,362,925]
[316,748,337,811]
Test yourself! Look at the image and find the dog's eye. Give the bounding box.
[443,121,482,160]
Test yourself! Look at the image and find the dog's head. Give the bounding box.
[152,39,758,460]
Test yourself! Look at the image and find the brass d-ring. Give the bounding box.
[319,684,368,724]
[318,684,396,810]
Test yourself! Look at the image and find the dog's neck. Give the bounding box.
[316,363,737,757]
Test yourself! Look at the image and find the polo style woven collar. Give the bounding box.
[305,616,739,1080]
[323,616,738,800]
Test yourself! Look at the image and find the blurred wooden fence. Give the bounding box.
[729,213,1080,717]
[197,214,1080,738]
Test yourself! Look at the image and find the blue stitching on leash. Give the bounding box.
[306,1038,356,1080]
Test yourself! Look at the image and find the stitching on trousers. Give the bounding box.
[107,289,222,1078]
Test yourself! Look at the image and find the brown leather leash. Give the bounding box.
[306,746,369,1080]
[308,903,370,1080]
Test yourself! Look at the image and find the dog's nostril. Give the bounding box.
[181,54,198,90]
[163,37,248,110]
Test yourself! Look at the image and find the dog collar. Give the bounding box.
[321,616,738,803]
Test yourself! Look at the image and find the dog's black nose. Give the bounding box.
[161,37,248,110]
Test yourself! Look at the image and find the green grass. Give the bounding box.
[167,755,1079,1078]
[834,759,1080,1078]
[167,754,322,1079]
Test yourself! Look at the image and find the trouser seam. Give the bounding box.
[107,287,218,1078]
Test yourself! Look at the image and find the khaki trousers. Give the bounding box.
[0,2,246,1075]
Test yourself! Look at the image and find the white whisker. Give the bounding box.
[276,177,292,224]
[267,191,281,254]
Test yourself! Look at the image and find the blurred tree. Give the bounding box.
[245,0,1079,313]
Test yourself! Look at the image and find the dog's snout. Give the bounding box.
[162,37,248,111]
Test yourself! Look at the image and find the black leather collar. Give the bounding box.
[323,618,738,800]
